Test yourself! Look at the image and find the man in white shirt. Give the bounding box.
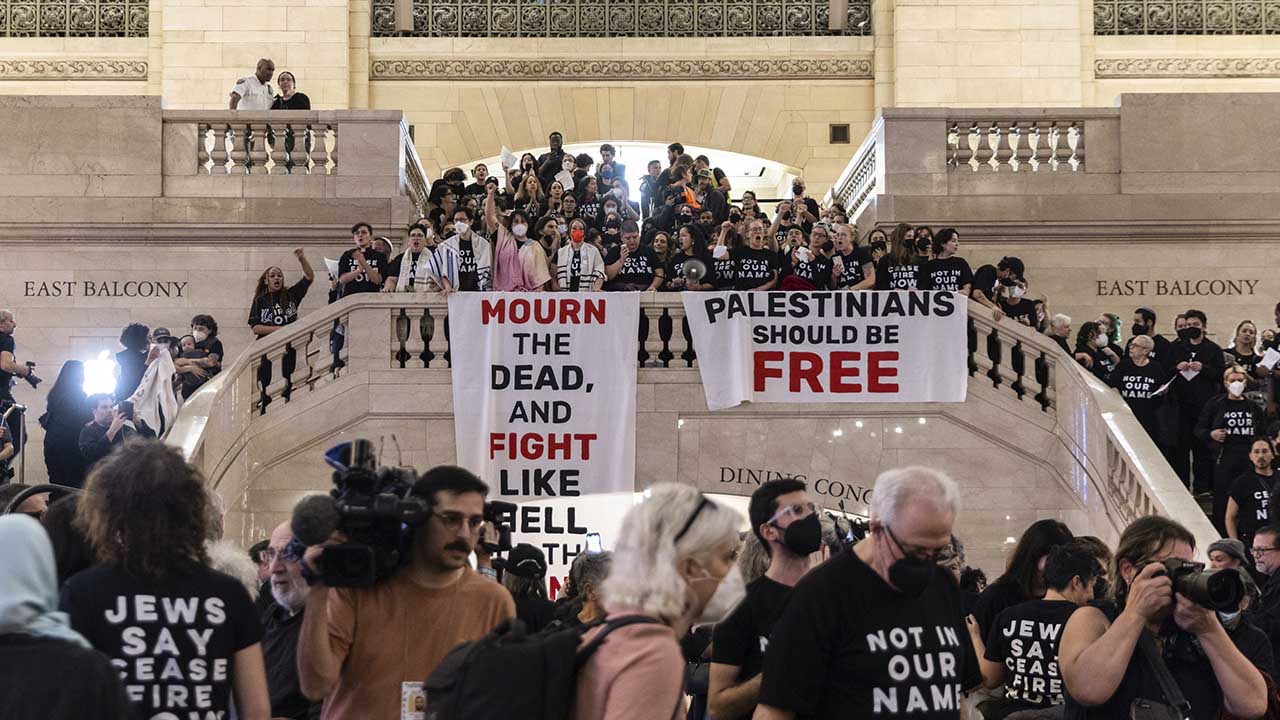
[229,58,276,110]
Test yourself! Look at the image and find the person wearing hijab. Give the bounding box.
[0,514,132,719]
[39,360,91,488]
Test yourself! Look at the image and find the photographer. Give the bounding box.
[0,309,40,456]
[296,465,514,720]
[77,394,141,467]
[1059,516,1268,720]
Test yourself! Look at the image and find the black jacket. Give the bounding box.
[1194,393,1265,453]
[1168,338,1226,411]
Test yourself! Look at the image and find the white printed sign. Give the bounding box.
[682,291,969,410]
[449,293,640,585]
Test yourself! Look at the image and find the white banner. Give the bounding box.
[449,292,641,581]
[683,291,968,410]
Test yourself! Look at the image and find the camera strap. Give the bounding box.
[1137,632,1191,720]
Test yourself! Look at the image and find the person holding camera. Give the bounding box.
[296,465,514,720]
[1060,516,1268,720]
[0,309,40,459]
[76,394,141,467]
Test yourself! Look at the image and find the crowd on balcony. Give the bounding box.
[5,444,1280,720]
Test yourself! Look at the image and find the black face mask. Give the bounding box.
[1131,323,1147,338]
[1178,327,1203,341]
[889,555,935,598]
[775,513,823,557]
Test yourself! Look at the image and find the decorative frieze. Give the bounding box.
[0,58,147,79]
[1095,56,1280,77]
[0,0,148,36]
[1094,0,1280,34]
[370,56,873,80]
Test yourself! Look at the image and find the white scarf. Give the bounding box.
[128,350,180,437]
[432,233,492,291]
[395,247,428,292]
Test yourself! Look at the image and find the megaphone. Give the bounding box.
[682,258,708,282]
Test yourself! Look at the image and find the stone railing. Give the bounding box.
[825,117,880,214]
[947,119,1084,172]
[370,0,872,36]
[164,111,339,176]
[400,119,430,217]
[168,291,1217,551]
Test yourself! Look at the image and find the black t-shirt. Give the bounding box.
[1108,359,1169,434]
[0,331,13,400]
[834,247,874,289]
[874,256,924,290]
[666,251,717,289]
[387,251,425,289]
[456,238,480,291]
[971,264,999,301]
[514,595,558,635]
[261,604,319,720]
[271,92,311,110]
[972,578,1030,642]
[733,246,780,290]
[338,248,389,296]
[1064,603,1274,720]
[921,257,975,292]
[758,550,980,719]
[712,250,737,290]
[603,245,662,291]
[61,563,264,720]
[712,576,792,718]
[784,252,834,290]
[984,599,1077,707]
[999,298,1037,329]
[0,634,132,720]
[248,278,312,330]
[1225,348,1262,377]
[1231,471,1275,542]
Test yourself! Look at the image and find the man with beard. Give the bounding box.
[297,466,514,720]
[260,522,321,720]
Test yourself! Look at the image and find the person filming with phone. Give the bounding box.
[1059,516,1268,720]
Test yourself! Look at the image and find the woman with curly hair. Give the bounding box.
[61,439,270,720]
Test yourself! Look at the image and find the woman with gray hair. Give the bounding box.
[1107,332,1174,449]
[574,484,743,720]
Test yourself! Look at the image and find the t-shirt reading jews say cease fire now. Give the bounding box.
[60,563,262,720]
[983,599,1077,708]
[758,550,980,719]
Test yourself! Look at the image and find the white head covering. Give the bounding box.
[0,514,90,647]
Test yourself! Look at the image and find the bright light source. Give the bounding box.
[918,417,927,425]
[894,426,903,434]
[832,428,843,438]
[1005,536,1017,544]
[1005,515,1011,520]
[854,420,864,429]
[83,350,118,395]
[677,419,685,429]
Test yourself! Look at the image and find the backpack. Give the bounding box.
[423,614,659,720]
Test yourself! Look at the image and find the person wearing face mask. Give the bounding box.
[718,219,778,291]
[1197,367,1267,534]
[971,256,1024,323]
[1107,334,1175,450]
[483,189,545,292]
[555,219,605,292]
[874,223,924,291]
[914,226,935,258]
[1227,439,1276,552]
[754,467,981,720]
[1060,516,1268,720]
[1169,309,1226,497]
[574,484,742,720]
[967,544,1099,719]
[429,207,492,293]
[995,275,1036,327]
[708,480,818,720]
[1127,307,1172,361]
[1074,320,1117,380]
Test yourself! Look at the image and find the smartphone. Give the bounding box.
[585,533,603,553]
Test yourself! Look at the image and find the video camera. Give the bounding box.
[1148,557,1243,612]
[290,439,429,588]
[23,362,41,389]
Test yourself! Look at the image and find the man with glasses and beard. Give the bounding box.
[260,522,321,720]
[709,480,820,720]
[753,467,980,719]
[1248,525,1280,670]
[297,466,514,720]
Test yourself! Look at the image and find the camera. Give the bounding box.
[23,362,41,389]
[293,439,430,588]
[1150,557,1243,612]
[481,500,516,554]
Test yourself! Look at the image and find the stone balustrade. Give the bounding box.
[948,119,1084,173]
[190,114,338,176]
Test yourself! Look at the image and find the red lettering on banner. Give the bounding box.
[868,351,900,392]
[752,350,901,394]
[489,432,597,460]
[479,298,608,325]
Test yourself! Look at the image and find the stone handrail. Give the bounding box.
[169,291,1216,549]
[400,118,430,217]
[824,116,881,216]
[164,110,339,176]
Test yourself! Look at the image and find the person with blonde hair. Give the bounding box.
[1196,365,1267,534]
[574,484,743,720]
[754,467,979,719]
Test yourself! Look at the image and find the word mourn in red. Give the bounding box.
[754,350,900,393]
[489,432,598,460]
[481,297,607,325]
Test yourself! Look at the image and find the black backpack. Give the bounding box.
[424,614,659,720]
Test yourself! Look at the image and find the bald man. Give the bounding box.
[260,521,320,720]
[229,58,275,110]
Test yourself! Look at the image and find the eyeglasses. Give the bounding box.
[885,525,952,562]
[434,511,485,533]
[1252,546,1280,555]
[768,501,817,525]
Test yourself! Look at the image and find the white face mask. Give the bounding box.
[512,223,528,237]
[454,221,469,236]
[691,565,745,624]
[192,330,208,344]
[1229,380,1247,397]
[1008,285,1025,299]
[1094,334,1109,348]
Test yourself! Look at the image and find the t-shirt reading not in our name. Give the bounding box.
[603,245,662,290]
[921,257,974,293]
[758,550,980,719]
[834,247,874,289]
[60,563,263,720]
[732,246,780,290]
[983,599,1077,708]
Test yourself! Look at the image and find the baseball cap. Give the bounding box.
[696,168,714,180]
[500,543,548,578]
